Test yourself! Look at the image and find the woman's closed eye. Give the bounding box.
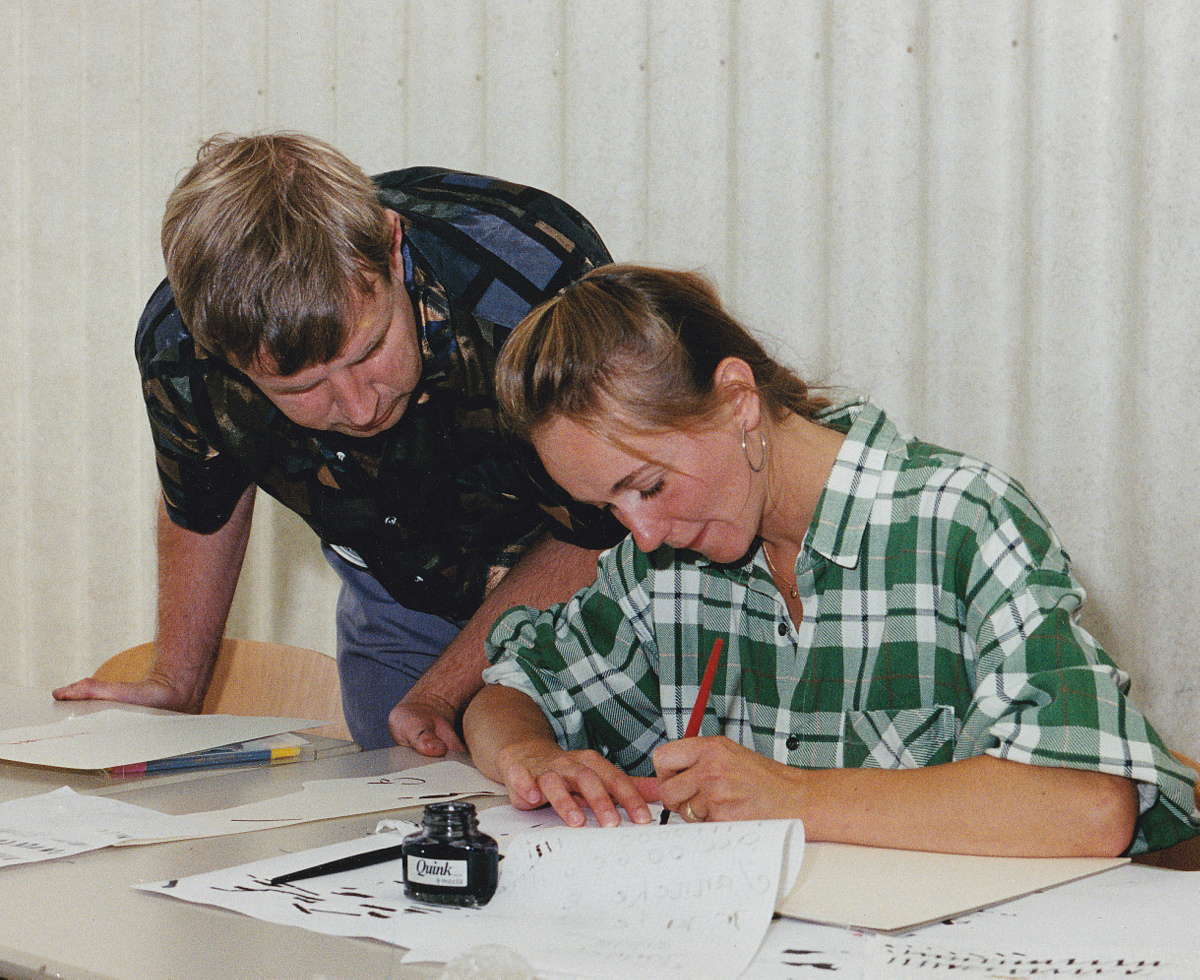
[639,479,666,500]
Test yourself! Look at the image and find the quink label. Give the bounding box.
[405,856,469,889]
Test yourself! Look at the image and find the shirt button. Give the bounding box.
[786,734,801,751]
[777,621,788,637]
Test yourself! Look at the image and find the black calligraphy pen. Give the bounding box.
[268,840,408,886]
[660,637,724,825]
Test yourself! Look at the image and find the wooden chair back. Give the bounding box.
[1134,749,1200,870]
[94,638,352,742]
[1176,750,1200,812]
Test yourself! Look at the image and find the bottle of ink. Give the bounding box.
[402,800,499,907]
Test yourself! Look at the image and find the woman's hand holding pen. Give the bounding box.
[495,739,659,828]
[654,736,805,823]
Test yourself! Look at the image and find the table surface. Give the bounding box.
[0,683,469,980]
[3,682,1198,980]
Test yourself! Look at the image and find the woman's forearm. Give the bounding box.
[802,754,1139,857]
[462,683,561,783]
[465,683,656,826]
[654,738,1140,857]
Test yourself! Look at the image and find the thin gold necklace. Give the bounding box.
[762,543,799,600]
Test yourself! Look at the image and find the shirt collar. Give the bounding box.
[805,400,906,569]
[400,229,457,391]
[657,401,906,585]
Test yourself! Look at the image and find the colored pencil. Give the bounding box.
[107,743,302,777]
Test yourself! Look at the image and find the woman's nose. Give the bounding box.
[622,507,668,554]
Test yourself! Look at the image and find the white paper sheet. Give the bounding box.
[752,918,1199,979]
[138,810,806,980]
[753,864,1200,978]
[121,760,503,842]
[0,761,503,866]
[0,787,185,867]
[403,818,805,978]
[913,862,1200,958]
[0,708,325,770]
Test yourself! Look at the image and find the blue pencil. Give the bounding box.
[108,743,301,776]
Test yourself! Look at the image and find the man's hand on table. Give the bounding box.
[52,675,200,713]
[389,690,467,756]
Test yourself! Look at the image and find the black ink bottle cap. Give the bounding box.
[402,801,499,907]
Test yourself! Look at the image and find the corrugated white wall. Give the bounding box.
[2,1,1197,756]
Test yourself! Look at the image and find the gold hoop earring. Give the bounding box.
[741,423,766,472]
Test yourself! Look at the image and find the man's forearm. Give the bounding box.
[391,534,602,751]
[150,486,256,709]
[408,534,601,715]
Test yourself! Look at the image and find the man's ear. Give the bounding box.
[713,357,762,431]
[386,209,404,275]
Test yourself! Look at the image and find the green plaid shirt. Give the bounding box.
[484,401,1199,853]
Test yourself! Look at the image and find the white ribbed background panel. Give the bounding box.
[1,1,1196,755]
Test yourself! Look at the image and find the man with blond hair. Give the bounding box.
[56,133,619,751]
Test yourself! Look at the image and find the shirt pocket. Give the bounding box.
[840,706,959,769]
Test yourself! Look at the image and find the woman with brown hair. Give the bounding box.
[463,264,1199,857]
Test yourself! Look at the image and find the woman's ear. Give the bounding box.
[713,357,761,431]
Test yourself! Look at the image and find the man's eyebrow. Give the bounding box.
[266,379,314,394]
[259,317,390,393]
[254,368,321,394]
[348,322,389,364]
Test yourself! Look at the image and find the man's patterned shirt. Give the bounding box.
[483,401,1200,854]
[137,168,620,622]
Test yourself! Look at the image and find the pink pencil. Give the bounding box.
[661,637,724,823]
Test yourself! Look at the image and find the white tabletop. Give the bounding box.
[0,682,461,979]
[0,743,468,979]
[3,683,1197,979]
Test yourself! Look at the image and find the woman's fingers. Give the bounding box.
[501,746,655,826]
[536,752,651,827]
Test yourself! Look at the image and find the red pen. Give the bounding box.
[661,637,724,823]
